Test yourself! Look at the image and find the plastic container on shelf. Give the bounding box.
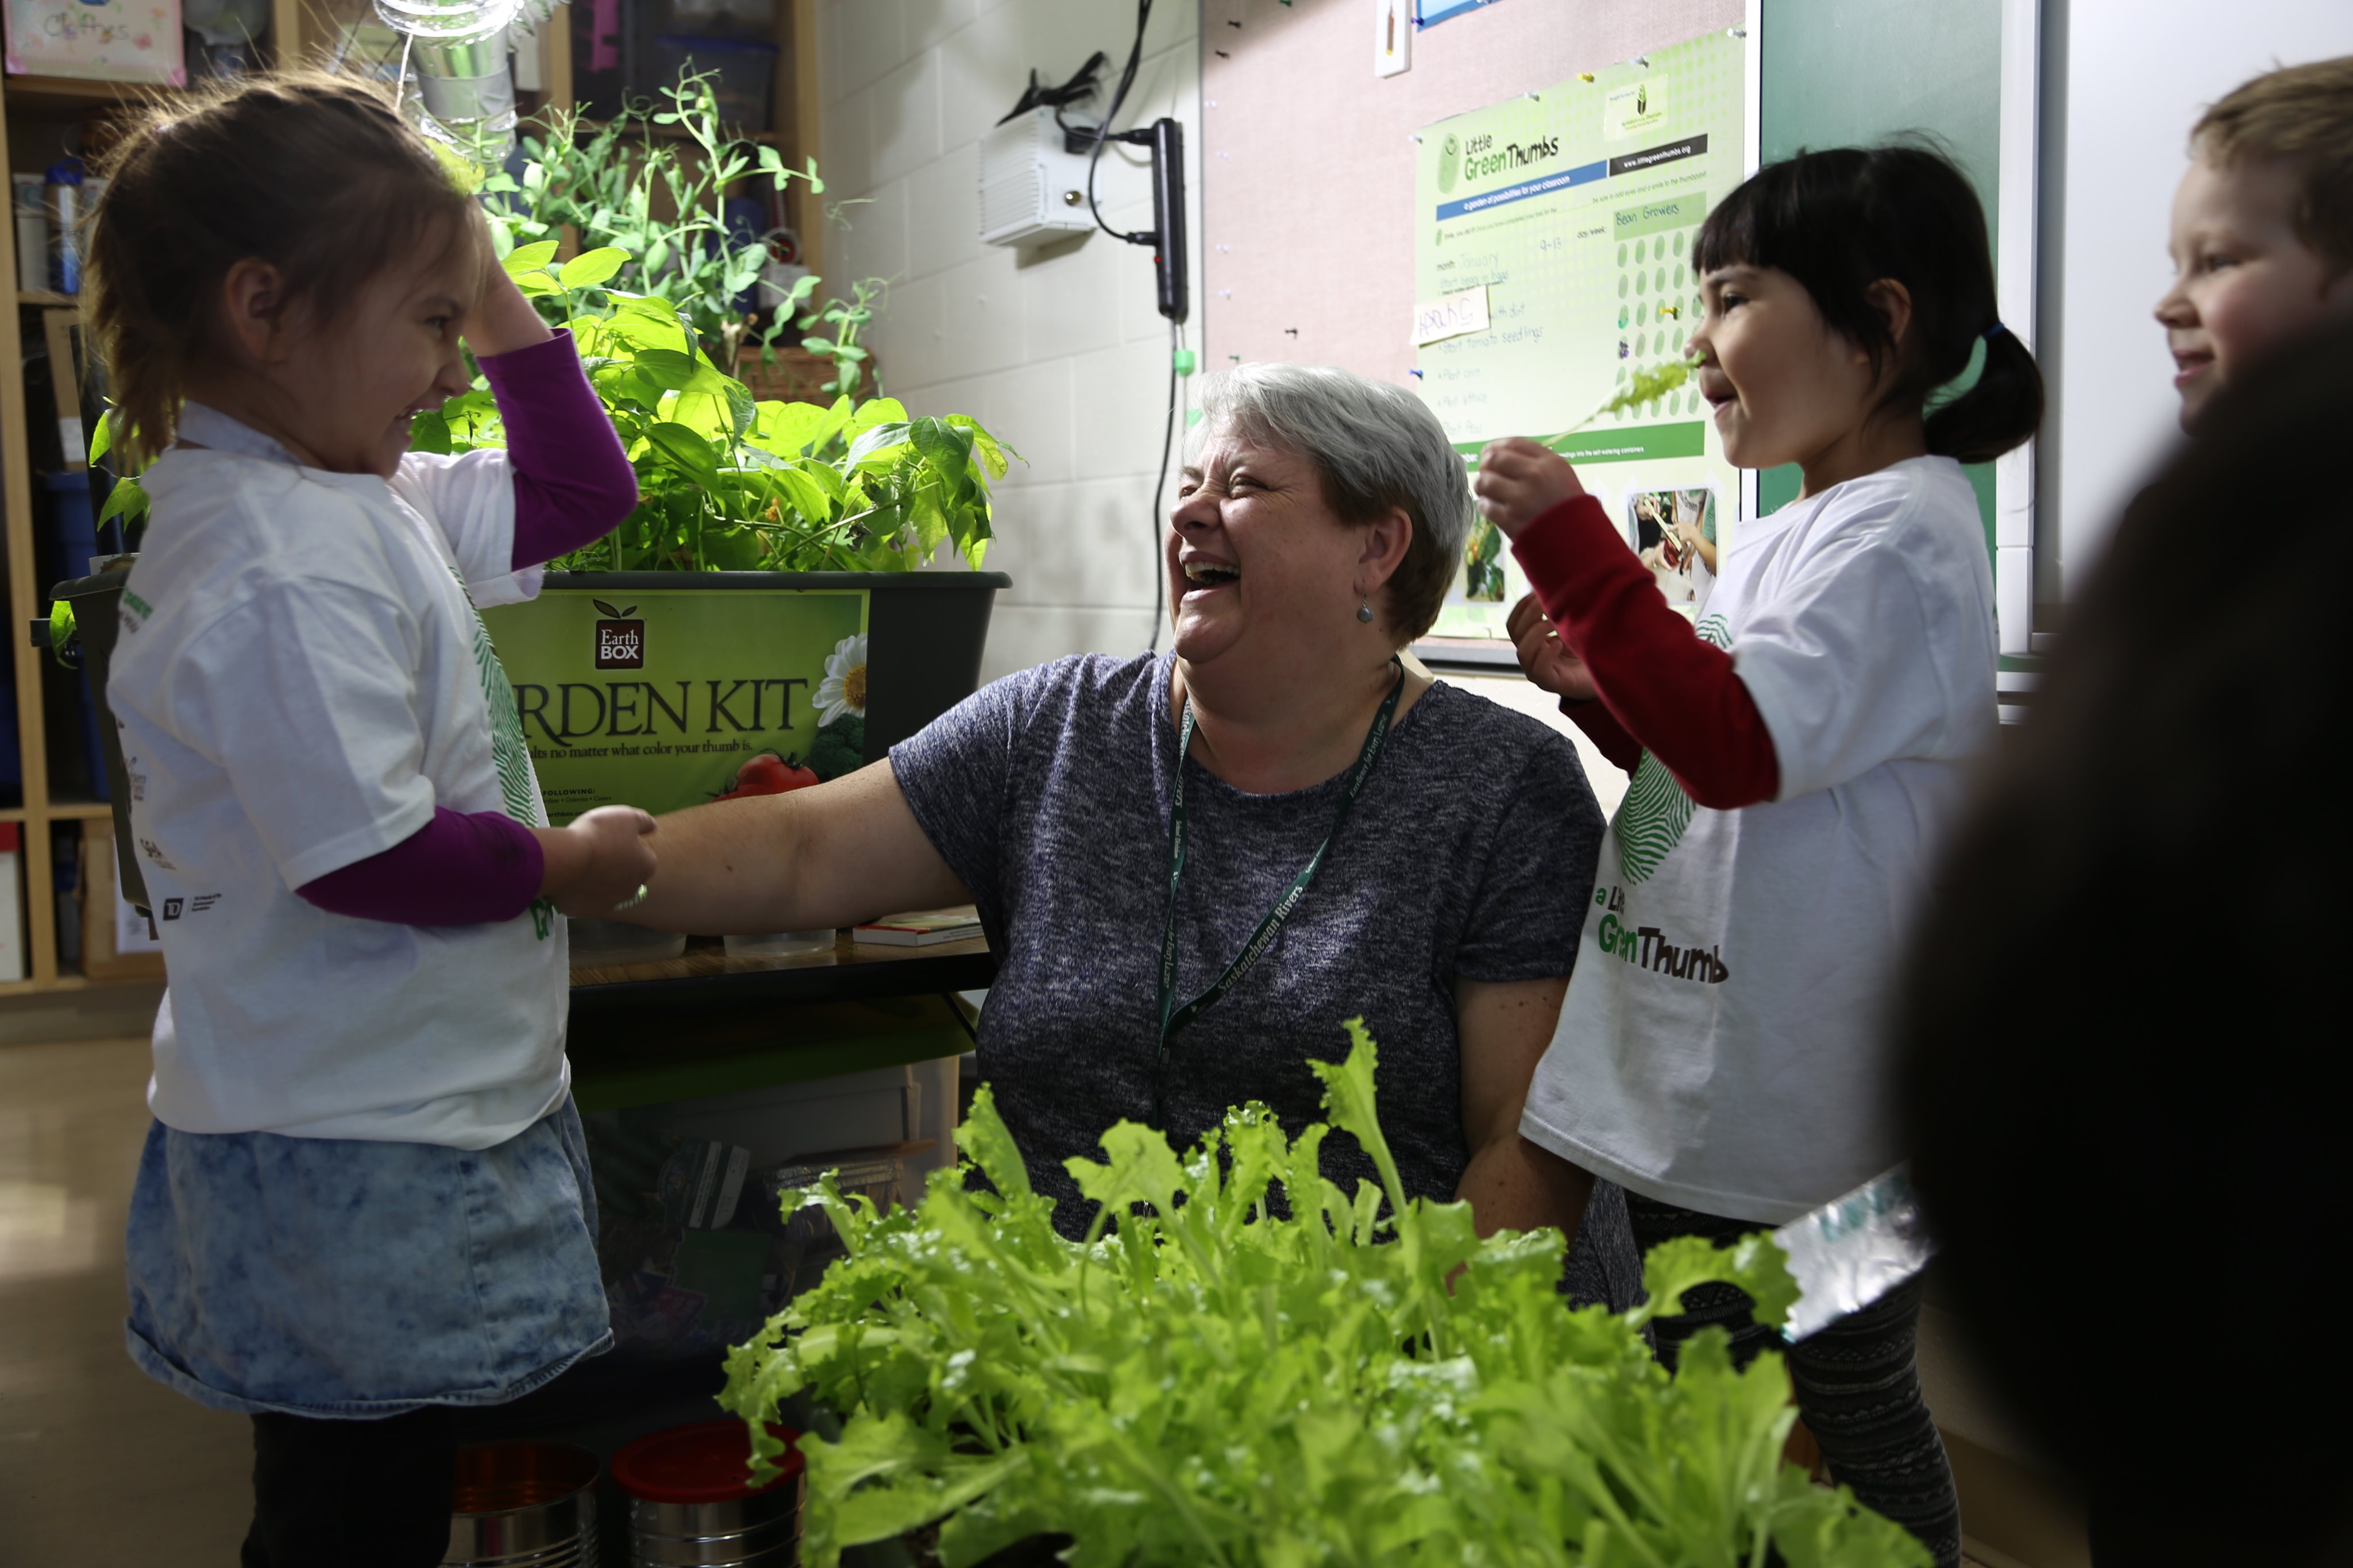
[611,1420,804,1567]
[1,826,25,983]
[723,930,832,958]
[445,1440,602,1567]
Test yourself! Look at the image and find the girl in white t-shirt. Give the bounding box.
[1473,145,2043,1568]
[85,76,653,1564]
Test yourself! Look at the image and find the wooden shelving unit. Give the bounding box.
[1,2,820,995]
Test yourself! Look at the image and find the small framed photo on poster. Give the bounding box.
[1622,486,1718,607]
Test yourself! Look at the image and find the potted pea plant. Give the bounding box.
[426,67,1016,836]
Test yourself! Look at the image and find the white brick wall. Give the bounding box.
[816,0,1204,679]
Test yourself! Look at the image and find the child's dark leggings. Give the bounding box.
[244,1406,457,1568]
[1626,1192,1962,1568]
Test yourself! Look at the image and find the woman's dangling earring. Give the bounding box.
[1356,597,1375,624]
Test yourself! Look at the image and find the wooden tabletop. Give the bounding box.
[569,929,997,1017]
[564,930,994,1106]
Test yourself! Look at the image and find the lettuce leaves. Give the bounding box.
[720,1021,1927,1568]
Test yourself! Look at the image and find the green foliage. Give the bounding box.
[479,64,879,401]
[721,1021,1930,1568]
[88,408,152,543]
[481,69,820,361]
[425,242,1013,573]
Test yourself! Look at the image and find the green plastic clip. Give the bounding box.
[1172,349,1197,376]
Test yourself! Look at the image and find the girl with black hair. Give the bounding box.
[1471,144,2045,1568]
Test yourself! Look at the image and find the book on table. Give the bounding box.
[854,906,983,947]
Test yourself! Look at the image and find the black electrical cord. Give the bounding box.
[1084,0,1157,246]
[1148,315,1178,652]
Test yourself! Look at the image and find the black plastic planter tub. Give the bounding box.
[51,565,1011,912]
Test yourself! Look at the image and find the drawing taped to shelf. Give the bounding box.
[3,0,186,83]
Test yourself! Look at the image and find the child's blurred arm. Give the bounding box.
[1476,438,1776,809]
[298,804,655,924]
[465,261,638,569]
[1504,592,1642,774]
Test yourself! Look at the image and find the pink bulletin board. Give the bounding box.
[1200,0,1741,385]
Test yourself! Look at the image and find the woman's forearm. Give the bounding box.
[1456,1135,1596,1241]
[616,758,970,934]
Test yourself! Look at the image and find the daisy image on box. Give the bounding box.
[815,633,868,725]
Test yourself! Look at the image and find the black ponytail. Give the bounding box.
[1694,142,2045,465]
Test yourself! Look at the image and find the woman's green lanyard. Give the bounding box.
[1151,657,1406,1127]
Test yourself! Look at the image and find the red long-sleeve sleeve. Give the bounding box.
[1513,493,1779,810]
[1561,697,1644,775]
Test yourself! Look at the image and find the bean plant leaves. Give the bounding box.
[503,240,561,276]
[720,1022,1930,1568]
[425,234,1014,572]
[559,246,630,290]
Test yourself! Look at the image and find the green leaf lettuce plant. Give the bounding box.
[722,1021,1930,1568]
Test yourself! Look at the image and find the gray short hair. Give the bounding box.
[1191,362,1472,642]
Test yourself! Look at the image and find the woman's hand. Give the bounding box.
[1473,438,1586,540]
[1506,592,1598,704]
[612,758,970,936]
[533,805,658,916]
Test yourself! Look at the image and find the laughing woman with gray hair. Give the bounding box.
[620,363,1637,1301]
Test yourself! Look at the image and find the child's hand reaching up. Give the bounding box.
[1474,439,1586,539]
[461,209,556,360]
[1507,592,1598,704]
[534,806,658,916]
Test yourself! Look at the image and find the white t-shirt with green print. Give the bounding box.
[110,404,569,1152]
[1521,456,1997,1223]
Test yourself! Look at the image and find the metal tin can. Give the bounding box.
[612,1421,804,1567]
[445,1440,603,1567]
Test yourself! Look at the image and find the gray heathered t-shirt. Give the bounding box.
[892,653,1638,1306]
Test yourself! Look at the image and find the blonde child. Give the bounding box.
[1475,145,2044,1568]
[2157,56,2353,430]
[89,76,653,1565]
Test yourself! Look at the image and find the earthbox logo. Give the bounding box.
[1437,132,1460,194]
[591,598,645,670]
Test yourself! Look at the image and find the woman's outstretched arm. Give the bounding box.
[615,758,970,936]
[1453,974,1596,1240]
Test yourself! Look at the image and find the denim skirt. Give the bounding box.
[124,1095,613,1419]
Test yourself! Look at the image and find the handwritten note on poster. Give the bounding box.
[1413,284,1491,346]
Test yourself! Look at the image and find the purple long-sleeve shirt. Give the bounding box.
[296,332,637,926]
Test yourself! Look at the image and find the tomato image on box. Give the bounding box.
[480,586,869,824]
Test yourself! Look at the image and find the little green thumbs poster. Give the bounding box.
[1416,28,1749,638]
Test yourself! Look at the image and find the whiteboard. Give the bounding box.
[2042,0,2352,598]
